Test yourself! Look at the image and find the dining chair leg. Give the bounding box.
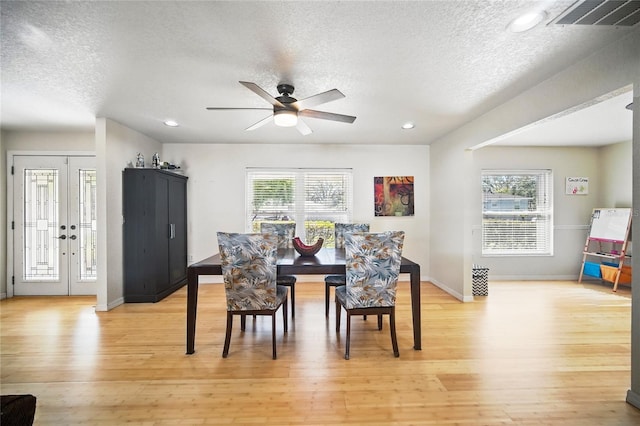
[222,312,233,358]
[335,299,341,332]
[290,285,295,318]
[283,295,288,332]
[378,314,383,330]
[325,284,331,317]
[271,312,277,360]
[345,312,352,360]
[390,309,399,357]
[240,314,246,331]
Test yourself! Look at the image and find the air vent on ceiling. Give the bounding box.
[552,0,640,27]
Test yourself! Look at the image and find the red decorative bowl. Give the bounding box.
[292,237,324,256]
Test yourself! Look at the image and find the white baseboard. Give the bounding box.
[96,296,124,312]
[489,275,582,281]
[428,277,472,302]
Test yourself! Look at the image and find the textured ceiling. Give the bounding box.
[0,0,636,146]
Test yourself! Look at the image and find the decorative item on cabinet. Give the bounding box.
[123,168,188,302]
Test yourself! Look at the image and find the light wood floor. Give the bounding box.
[1,280,639,425]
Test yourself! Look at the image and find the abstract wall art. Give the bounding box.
[374,176,414,216]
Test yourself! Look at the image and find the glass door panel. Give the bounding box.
[69,157,97,295]
[14,156,68,295]
[13,155,96,296]
[23,168,61,281]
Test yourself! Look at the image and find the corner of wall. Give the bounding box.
[96,118,163,311]
[0,130,6,297]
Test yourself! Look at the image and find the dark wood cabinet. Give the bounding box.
[123,168,188,302]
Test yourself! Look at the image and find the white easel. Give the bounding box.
[578,208,632,292]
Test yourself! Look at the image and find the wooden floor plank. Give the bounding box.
[2,280,639,425]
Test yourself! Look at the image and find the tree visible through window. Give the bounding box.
[247,168,353,247]
[481,170,553,255]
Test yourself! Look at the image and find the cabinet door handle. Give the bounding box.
[169,223,175,239]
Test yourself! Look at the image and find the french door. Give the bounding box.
[12,155,97,295]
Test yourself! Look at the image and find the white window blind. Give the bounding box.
[481,169,553,256]
[247,168,353,245]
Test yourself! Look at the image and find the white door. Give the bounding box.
[13,155,97,296]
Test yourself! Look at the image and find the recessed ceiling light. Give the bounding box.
[402,122,415,130]
[508,10,547,33]
[164,120,179,127]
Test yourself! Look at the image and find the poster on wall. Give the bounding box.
[374,176,414,216]
[565,177,589,195]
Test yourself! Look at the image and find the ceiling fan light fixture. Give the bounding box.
[274,109,298,127]
[207,81,355,134]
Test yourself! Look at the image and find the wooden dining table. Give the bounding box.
[186,248,422,354]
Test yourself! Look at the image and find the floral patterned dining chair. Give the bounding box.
[217,232,289,359]
[260,222,298,317]
[335,230,405,359]
[324,223,370,316]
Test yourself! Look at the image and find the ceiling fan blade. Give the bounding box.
[239,81,285,108]
[245,115,273,131]
[298,109,356,124]
[296,118,312,136]
[291,89,345,111]
[206,107,272,111]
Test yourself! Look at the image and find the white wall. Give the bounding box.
[600,141,633,258]
[0,131,5,298]
[430,30,639,300]
[429,29,639,408]
[630,91,640,408]
[161,143,430,282]
[0,131,95,151]
[471,146,607,280]
[600,140,633,209]
[95,118,163,311]
[429,142,473,300]
[0,128,429,298]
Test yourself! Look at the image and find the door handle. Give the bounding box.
[56,235,67,240]
[69,235,77,240]
[169,224,175,239]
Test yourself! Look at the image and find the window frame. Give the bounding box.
[246,168,353,245]
[481,169,553,257]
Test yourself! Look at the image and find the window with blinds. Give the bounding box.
[247,168,353,246]
[481,170,553,256]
